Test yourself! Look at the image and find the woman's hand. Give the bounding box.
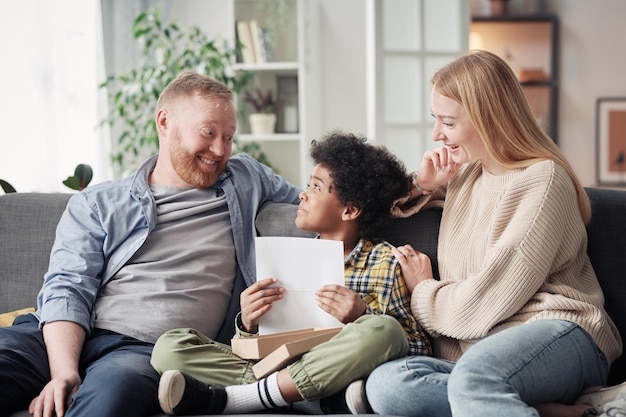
[415,147,460,192]
[392,244,433,293]
[315,285,366,324]
[240,278,285,333]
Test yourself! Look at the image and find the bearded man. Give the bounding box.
[0,72,301,417]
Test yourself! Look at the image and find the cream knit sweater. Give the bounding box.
[410,160,622,364]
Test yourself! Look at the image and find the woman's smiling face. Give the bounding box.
[430,88,487,167]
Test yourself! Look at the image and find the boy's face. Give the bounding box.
[296,164,347,236]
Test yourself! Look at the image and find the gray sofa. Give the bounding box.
[1,187,626,416]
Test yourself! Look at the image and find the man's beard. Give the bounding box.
[169,130,226,188]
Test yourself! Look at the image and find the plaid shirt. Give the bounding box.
[345,238,432,356]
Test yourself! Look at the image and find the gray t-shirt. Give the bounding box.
[94,186,236,343]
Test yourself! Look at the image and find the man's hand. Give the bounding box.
[29,371,81,417]
[240,278,285,333]
[29,320,85,417]
[315,284,366,324]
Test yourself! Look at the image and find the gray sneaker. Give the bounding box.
[320,379,372,415]
[601,392,626,417]
[345,379,372,414]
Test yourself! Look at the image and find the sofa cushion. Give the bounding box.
[255,202,316,239]
[585,187,626,385]
[0,193,71,313]
[379,208,442,280]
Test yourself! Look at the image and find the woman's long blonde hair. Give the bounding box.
[432,50,590,223]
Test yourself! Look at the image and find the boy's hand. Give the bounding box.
[240,278,284,333]
[315,284,366,324]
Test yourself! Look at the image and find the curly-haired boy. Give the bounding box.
[151,131,431,415]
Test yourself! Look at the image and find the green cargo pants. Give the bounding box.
[150,314,408,400]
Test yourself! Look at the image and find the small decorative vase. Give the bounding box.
[249,113,277,135]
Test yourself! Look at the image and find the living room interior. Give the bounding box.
[1,0,625,192]
[3,3,626,415]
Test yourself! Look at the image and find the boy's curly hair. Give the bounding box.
[309,131,410,238]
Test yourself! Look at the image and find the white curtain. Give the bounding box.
[0,0,111,193]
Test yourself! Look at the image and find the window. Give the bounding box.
[0,0,110,192]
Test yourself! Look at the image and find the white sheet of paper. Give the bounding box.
[255,236,345,334]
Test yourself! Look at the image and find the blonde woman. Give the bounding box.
[365,50,623,417]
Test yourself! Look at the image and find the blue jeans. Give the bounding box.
[366,320,608,417]
[0,314,160,417]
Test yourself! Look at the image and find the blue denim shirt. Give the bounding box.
[35,153,301,344]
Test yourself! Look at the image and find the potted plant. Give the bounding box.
[100,6,275,174]
[243,89,284,135]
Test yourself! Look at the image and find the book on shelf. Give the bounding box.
[248,20,263,63]
[235,20,256,64]
[235,20,273,64]
[258,26,274,62]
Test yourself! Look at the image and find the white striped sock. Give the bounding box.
[223,372,289,413]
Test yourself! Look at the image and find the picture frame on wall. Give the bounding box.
[597,97,626,186]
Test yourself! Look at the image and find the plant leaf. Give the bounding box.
[62,176,81,191]
[0,179,17,193]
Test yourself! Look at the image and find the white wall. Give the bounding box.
[0,1,107,193]
[548,0,626,186]
[169,0,231,40]
[317,0,368,136]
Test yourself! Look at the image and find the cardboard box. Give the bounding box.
[252,328,342,379]
[231,327,341,360]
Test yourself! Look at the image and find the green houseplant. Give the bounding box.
[100,7,275,173]
[63,164,93,191]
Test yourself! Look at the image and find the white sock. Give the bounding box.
[223,372,289,413]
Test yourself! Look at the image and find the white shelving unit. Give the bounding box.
[469,13,559,141]
[228,0,320,187]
